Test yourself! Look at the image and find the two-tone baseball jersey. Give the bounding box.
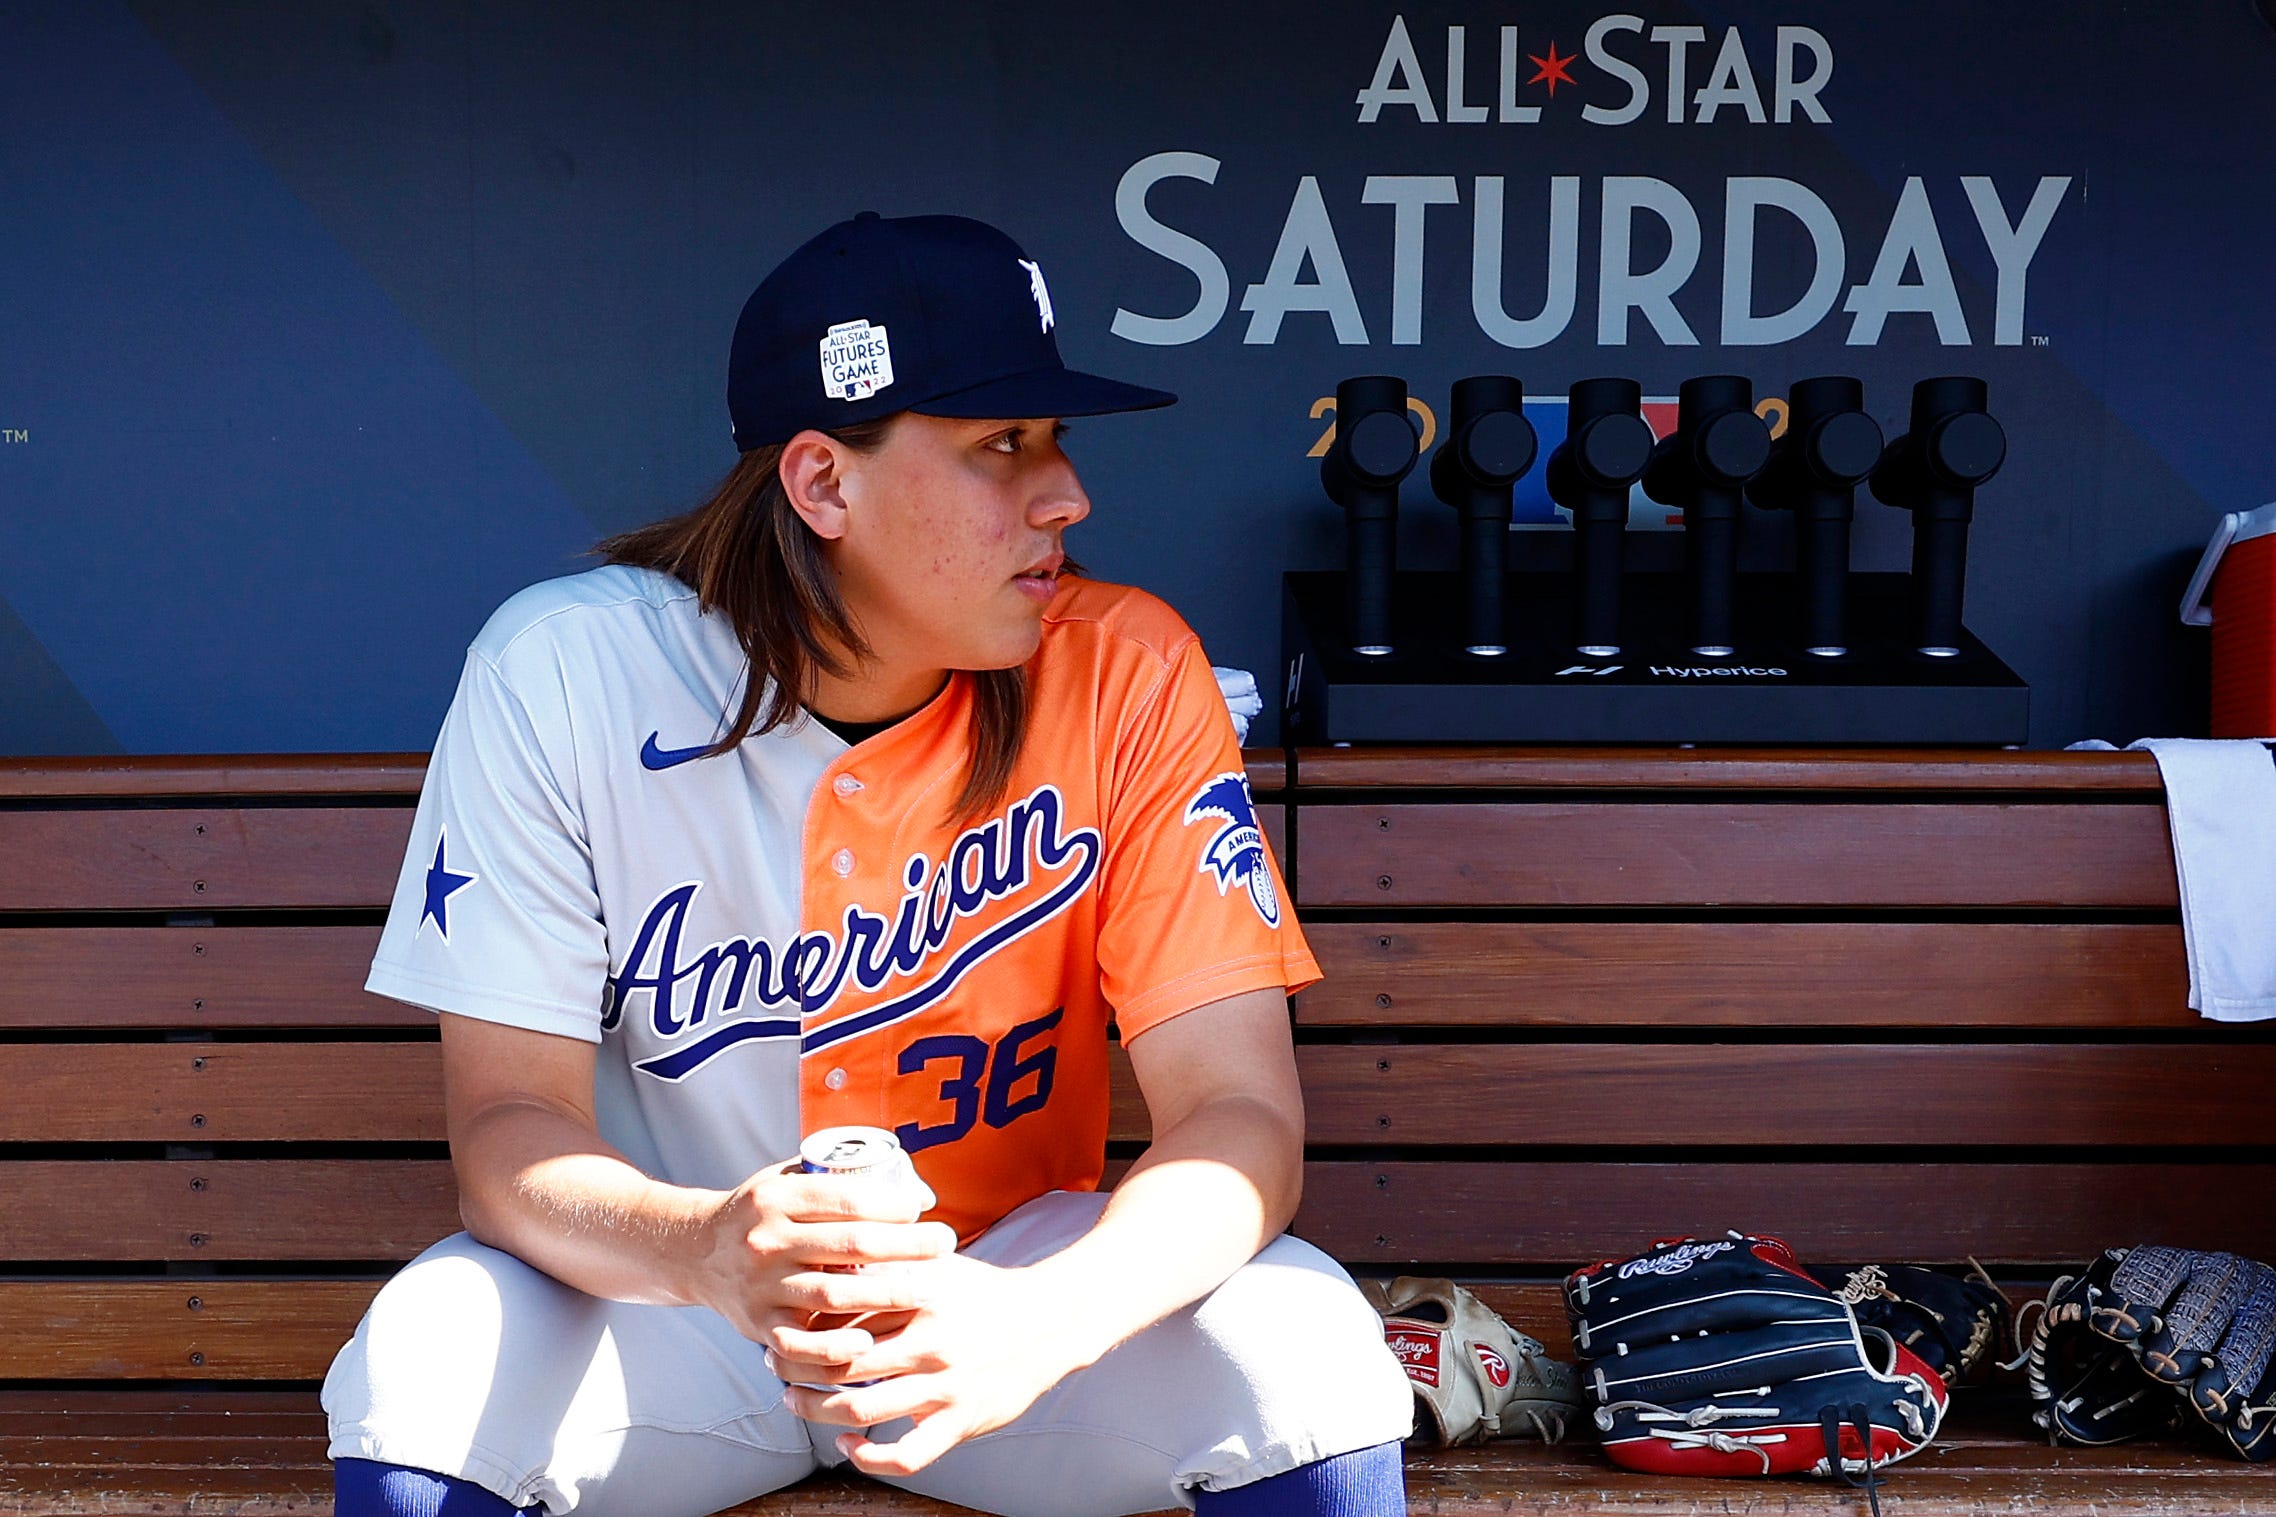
[366,563,1316,1241]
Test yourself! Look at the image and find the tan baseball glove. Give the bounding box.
[1360,1276,1586,1445]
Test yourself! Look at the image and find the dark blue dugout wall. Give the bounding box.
[3,1,2272,752]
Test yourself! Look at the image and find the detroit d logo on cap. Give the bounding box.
[819,318,894,401]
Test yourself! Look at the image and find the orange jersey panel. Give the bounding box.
[794,578,1316,1241]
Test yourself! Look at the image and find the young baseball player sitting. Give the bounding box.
[322,212,1413,1517]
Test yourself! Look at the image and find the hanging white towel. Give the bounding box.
[1214,665,1264,746]
[2125,738,2276,1022]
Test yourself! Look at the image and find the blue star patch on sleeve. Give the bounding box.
[419,826,479,943]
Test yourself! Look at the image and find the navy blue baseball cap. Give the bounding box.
[726,211,1177,451]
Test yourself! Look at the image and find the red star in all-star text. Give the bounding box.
[1529,41,1577,97]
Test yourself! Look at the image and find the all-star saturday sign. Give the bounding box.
[1108,14,2070,353]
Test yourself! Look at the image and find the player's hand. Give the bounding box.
[775,1252,1092,1476]
[685,1159,958,1355]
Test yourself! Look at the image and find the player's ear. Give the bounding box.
[779,429,851,542]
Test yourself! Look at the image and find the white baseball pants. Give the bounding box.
[322,1190,1413,1517]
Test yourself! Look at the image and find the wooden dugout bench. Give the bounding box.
[4,747,2275,1515]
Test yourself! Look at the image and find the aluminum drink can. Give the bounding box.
[797,1126,935,1214]
[792,1127,934,1393]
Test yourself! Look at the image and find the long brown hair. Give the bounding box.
[593,420,1029,819]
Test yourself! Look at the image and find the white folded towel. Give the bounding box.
[1214,665,1263,745]
[2122,738,2276,1022]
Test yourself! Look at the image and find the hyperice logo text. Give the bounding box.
[1110,14,2071,350]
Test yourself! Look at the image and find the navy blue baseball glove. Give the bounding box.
[2029,1245,2276,1460]
[1565,1232,1948,1504]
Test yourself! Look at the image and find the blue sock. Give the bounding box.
[1193,1440,1407,1516]
[333,1458,531,1517]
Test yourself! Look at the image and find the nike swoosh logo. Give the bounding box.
[641,733,714,771]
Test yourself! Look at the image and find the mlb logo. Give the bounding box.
[1514,395,1683,530]
[818,318,895,403]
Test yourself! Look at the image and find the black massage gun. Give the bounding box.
[1545,378,1654,657]
[1870,377,2006,658]
[1747,376,1884,658]
[1320,376,1421,658]
[1429,376,1538,656]
[1641,375,1772,658]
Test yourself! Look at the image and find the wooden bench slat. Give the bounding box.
[6,912,2195,1035]
[0,1042,1136,1146]
[0,751,1287,802]
[1299,1163,2276,1267]
[1297,1044,2276,1147]
[1299,921,2194,1027]
[0,1281,381,1379]
[0,1274,1981,1383]
[0,1412,323,1439]
[5,1433,331,1468]
[1297,802,2179,908]
[0,1280,1642,1380]
[0,809,412,911]
[0,1161,461,1260]
[13,1041,2270,1148]
[1400,1455,2276,1515]
[0,801,1283,915]
[1291,745,2167,793]
[0,1466,329,1517]
[0,1043,1123,1146]
[0,1044,445,1143]
[16,1158,2260,1266]
[0,756,428,800]
[3,926,421,1030]
[0,1387,323,1420]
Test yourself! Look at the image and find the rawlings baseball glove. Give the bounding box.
[1841,1261,2011,1388]
[1565,1232,1948,1497]
[2026,1245,2276,1460]
[1359,1276,1585,1446]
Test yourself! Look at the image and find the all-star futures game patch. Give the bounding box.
[820,318,893,401]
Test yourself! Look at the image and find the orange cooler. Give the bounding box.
[2182,502,2276,737]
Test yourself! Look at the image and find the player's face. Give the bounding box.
[828,412,1091,684]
